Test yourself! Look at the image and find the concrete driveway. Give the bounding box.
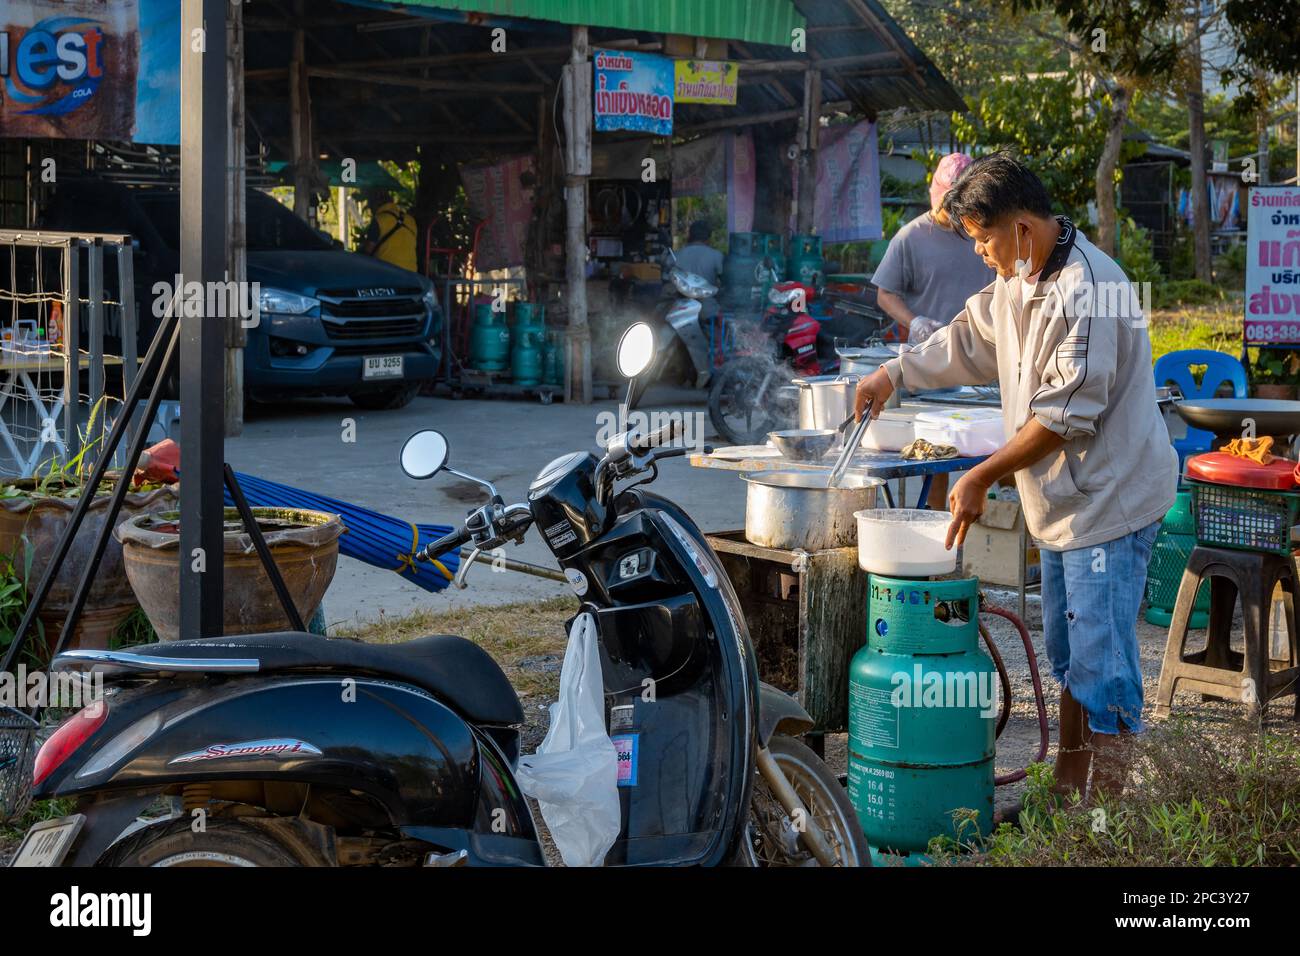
[225,385,746,627]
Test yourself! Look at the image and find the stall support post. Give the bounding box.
[562,25,592,405]
[179,0,228,640]
[225,0,247,437]
[795,69,822,235]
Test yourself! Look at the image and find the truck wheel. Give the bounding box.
[99,817,318,867]
[349,382,421,410]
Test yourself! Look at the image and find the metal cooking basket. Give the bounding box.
[0,707,38,825]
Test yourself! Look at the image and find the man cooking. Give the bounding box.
[873,152,995,508]
[854,152,1177,803]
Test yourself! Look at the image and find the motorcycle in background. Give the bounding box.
[706,280,840,446]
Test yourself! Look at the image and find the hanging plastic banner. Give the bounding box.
[1244,186,1300,346]
[674,60,739,105]
[593,48,673,136]
[0,0,179,144]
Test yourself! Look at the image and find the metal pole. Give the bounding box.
[0,311,180,675]
[179,0,228,640]
[223,465,306,633]
[54,321,182,661]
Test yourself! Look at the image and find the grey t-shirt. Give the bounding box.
[873,212,995,328]
[675,243,725,286]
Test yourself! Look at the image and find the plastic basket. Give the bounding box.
[0,707,38,825]
[1189,480,1300,556]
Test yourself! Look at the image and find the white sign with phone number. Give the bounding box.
[1244,185,1300,346]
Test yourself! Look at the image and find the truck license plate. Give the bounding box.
[9,814,85,867]
[363,355,404,380]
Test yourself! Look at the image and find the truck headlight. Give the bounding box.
[258,287,319,316]
[422,287,438,315]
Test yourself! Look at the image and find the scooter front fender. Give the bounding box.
[757,681,815,746]
[39,675,483,829]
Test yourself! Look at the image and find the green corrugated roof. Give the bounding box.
[385,0,804,47]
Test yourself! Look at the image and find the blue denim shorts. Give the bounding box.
[1040,521,1160,735]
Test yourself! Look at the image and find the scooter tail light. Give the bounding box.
[32,700,110,787]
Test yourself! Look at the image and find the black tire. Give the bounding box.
[99,816,316,868]
[707,357,798,446]
[749,735,871,867]
[349,382,421,411]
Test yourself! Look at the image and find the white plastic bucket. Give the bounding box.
[854,509,957,576]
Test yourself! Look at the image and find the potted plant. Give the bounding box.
[115,507,343,642]
[1251,349,1300,400]
[0,413,177,653]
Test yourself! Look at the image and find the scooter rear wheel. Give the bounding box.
[707,357,797,446]
[99,817,315,867]
[749,735,871,867]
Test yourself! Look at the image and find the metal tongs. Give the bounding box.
[829,399,873,488]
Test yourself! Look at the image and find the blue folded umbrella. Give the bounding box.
[223,472,460,592]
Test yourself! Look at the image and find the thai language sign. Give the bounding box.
[674,60,738,105]
[1244,186,1300,346]
[0,0,179,144]
[593,48,673,136]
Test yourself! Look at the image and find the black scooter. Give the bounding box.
[16,323,867,868]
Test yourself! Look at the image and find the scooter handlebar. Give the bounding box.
[419,526,472,562]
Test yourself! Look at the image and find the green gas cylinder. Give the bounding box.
[848,575,995,862]
[722,232,782,309]
[510,319,544,387]
[541,330,565,387]
[1145,491,1210,628]
[469,304,510,371]
[786,234,824,286]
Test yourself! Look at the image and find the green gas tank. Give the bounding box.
[541,329,565,387]
[786,234,824,287]
[510,318,544,387]
[722,232,782,309]
[469,304,510,371]
[1145,491,1210,628]
[848,575,995,863]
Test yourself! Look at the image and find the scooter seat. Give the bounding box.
[139,631,524,726]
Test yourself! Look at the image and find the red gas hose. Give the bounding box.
[980,602,1050,786]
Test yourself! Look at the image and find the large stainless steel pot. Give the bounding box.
[794,375,859,431]
[742,470,883,551]
[836,342,903,408]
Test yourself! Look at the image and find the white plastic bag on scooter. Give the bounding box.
[515,612,620,866]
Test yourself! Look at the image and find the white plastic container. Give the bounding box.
[854,509,957,576]
[860,410,914,452]
[912,408,1005,457]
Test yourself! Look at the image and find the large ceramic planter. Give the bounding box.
[115,507,343,642]
[0,481,178,653]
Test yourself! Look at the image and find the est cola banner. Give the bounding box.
[0,0,179,144]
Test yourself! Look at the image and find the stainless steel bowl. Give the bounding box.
[768,428,838,462]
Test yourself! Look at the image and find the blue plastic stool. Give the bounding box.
[1153,349,1247,475]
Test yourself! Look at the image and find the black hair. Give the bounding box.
[941,151,1053,233]
[688,220,712,243]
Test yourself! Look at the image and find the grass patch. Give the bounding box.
[333,597,577,698]
[931,716,1300,866]
[1,797,75,851]
[1148,303,1241,363]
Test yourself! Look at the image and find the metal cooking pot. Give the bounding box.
[742,470,883,551]
[794,374,859,432]
[836,341,903,408]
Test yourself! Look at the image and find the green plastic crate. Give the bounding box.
[1189,479,1300,557]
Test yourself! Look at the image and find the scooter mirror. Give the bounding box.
[400,429,449,480]
[617,322,656,379]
